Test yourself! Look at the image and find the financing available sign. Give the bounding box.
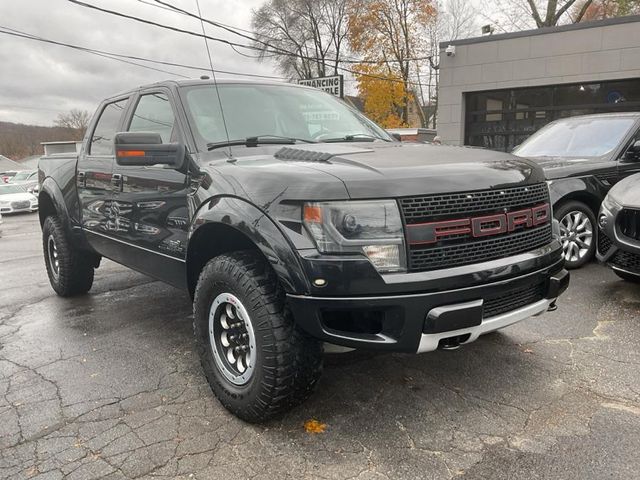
[298,75,344,98]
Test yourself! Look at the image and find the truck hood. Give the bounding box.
[514,154,611,180]
[290,143,541,197]
[199,142,545,210]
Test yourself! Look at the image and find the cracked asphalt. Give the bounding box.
[1,213,639,480]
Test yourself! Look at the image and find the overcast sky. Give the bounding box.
[0,0,281,125]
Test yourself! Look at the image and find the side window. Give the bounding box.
[625,127,640,161]
[128,93,175,143]
[90,99,128,155]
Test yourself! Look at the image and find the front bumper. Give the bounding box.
[288,258,569,353]
[0,202,38,214]
[597,204,640,277]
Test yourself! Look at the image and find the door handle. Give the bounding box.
[77,171,86,188]
[111,173,123,191]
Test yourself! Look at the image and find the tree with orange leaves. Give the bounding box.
[348,0,436,124]
[353,64,407,128]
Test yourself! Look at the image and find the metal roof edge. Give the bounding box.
[439,14,640,49]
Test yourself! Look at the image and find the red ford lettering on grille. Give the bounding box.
[407,203,550,245]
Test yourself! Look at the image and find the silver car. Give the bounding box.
[0,184,38,214]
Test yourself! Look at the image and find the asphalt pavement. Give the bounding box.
[1,213,639,480]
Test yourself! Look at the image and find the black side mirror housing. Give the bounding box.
[391,133,402,142]
[624,139,640,161]
[114,132,186,169]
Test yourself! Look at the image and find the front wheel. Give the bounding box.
[193,251,323,423]
[42,216,95,296]
[555,201,596,269]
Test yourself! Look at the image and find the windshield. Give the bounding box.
[11,171,33,181]
[181,83,392,148]
[0,185,25,195]
[513,116,636,158]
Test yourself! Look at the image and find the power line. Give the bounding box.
[0,26,190,78]
[0,26,287,81]
[67,0,430,88]
[149,0,435,66]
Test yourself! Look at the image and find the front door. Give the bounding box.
[109,90,190,288]
[78,98,130,254]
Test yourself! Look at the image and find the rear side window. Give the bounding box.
[128,93,175,143]
[90,99,128,155]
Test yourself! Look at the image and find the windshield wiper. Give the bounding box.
[207,135,317,151]
[321,133,389,143]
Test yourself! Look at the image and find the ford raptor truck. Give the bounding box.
[38,80,569,422]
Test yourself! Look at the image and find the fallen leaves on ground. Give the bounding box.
[304,419,327,434]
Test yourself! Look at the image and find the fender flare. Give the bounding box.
[39,177,71,229]
[187,196,310,295]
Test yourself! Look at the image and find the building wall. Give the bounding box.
[438,16,640,145]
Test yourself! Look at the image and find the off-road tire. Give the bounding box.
[554,200,596,269]
[193,250,323,423]
[42,216,95,297]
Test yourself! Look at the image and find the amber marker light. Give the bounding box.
[117,150,146,157]
[303,204,323,223]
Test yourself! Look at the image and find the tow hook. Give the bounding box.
[547,301,558,312]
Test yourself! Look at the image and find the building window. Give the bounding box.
[465,78,640,152]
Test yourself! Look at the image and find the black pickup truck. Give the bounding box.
[39,80,568,422]
[513,113,640,268]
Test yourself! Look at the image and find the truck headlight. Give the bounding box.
[303,200,406,273]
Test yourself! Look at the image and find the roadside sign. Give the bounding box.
[298,75,343,98]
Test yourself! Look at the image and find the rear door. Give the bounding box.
[108,89,190,288]
[78,97,130,253]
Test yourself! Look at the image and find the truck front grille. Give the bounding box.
[401,184,552,272]
[619,209,640,241]
[400,183,549,224]
[483,281,546,319]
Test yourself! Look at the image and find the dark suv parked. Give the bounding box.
[513,113,640,268]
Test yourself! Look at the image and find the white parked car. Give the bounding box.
[9,170,39,194]
[0,184,38,214]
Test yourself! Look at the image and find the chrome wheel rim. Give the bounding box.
[47,235,60,280]
[208,293,256,385]
[559,210,593,263]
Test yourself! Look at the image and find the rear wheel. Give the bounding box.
[42,216,95,296]
[193,250,323,423]
[555,201,596,269]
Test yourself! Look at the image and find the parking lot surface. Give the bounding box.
[1,213,639,480]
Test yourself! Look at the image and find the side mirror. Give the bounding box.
[114,132,185,169]
[391,133,402,142]
[625,140,640,161]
